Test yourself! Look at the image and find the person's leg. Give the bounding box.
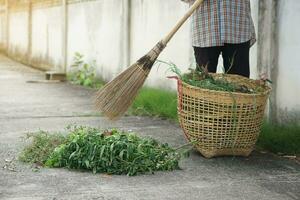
[193,46,221,73]
[222,41,250,78]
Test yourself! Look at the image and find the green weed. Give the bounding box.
[160,60,264,94]
[20,126,185,176]
[19,131,66,165]
[129,87,178,121]
[68,52,103,88]
[257,122,300,155]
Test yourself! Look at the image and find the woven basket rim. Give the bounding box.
[179,74,271,97]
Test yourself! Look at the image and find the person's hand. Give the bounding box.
[255,72,272,86]
[181,0,194,3]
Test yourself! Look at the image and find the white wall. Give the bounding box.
[67,0,126,81]
[2,0,260,84]
[249,0,259,79]
[130,0,192,90]
[277,1,300,122]
[8,11,28,56]
[0,12,5,48]
[31,6,63,70]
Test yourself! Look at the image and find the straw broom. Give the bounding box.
[95,0,204,120]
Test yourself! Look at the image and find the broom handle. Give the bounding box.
[162,0,204,45]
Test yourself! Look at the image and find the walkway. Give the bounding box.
[0,54,299,200]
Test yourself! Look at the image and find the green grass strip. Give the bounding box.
[257,122,300,155]
[129,87,178,121]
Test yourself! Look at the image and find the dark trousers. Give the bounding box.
[193,41,250,78]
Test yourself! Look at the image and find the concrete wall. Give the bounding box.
[130,0,192,89]
[7,10,29,62]
[67,0,126,80]
[276,1,300,123]
[31,6,63,70]
[0,0,299,124]
[0,11,5,49]
[249,0,259,79]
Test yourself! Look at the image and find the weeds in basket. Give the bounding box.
[157,60,266,94]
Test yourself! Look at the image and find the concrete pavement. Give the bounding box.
[0,54,299,200]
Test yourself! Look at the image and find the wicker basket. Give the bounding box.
[176,74,271,158]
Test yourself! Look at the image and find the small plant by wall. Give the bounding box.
[68,52,103,88]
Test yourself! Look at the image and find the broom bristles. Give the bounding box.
[94,41,166,120]
[94,64,150,120]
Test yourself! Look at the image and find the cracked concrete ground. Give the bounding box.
[0,54,299,200]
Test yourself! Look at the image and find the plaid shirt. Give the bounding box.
[182,0,256,47]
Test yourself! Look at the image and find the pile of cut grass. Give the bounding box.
[20,126,185,176]
[19,131,66,165]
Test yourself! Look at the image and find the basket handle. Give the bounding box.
[167,76,183,114]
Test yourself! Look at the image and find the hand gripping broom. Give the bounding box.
[95,0,204,120]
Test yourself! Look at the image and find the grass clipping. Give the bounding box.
[20,126,184,176]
